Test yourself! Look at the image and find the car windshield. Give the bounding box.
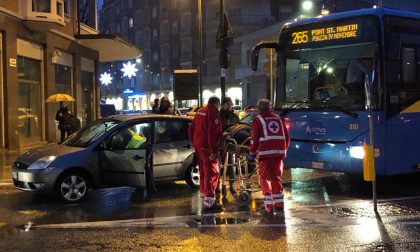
[62,120,120,148]
[240,112,258,124]
[282,43,376,111]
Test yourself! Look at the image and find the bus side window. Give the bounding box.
[402,47,416,85]
[388,46,420,116]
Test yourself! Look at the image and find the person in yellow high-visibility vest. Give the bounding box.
[126,129,147,149]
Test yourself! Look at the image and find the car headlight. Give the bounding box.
[27,156,57,170]
[349,146,365,159]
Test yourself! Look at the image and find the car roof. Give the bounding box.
[105,114,192,122]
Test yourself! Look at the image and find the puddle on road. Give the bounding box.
[192,217,251,226]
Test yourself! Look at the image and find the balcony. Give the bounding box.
[20,0,65,31]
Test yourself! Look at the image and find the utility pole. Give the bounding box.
[219,0,226,100]
[198,0,203,106]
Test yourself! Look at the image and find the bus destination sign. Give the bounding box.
[291,23,359,45]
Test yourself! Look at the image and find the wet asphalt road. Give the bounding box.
[1,152,420,251]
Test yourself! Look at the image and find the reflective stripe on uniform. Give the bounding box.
[257,115,268,137]
[264,201,274,205]
[259,135,286,142]
[264,195,272,200]
[273,198,284,204]
[272,193,284,198]
[258,150,286,156]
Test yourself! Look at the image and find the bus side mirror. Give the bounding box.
[251,42,278,71]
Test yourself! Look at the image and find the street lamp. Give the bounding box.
[302,1,314,11]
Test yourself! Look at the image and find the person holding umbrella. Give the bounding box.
[47,93,76,142]
[56,101,72,142]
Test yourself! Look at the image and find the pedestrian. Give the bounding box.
[188,96,223,211]
[56,101,72,142]
[248,99,290,214]
[158,96,174,115]
[152,98,160,114]
[218,97,240,196]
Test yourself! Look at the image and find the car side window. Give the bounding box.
[154,120,189,143]
[105,122,151,150]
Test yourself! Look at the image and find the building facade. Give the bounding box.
[100,0,199,110]
[0,0,139,150]
[99,0,285,109]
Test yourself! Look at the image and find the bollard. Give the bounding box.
[363,144,375,182]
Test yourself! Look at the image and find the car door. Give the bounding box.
[153,119,192,179]
[99,121,152,187]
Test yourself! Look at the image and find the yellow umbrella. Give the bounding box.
[46,94,76,103]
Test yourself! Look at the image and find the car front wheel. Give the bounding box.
[57,173,89,203]
[185,163,200,189]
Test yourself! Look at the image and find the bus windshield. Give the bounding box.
[284,43,376,110]
[277,16,379,111]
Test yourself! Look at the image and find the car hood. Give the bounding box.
[17,144,84,165]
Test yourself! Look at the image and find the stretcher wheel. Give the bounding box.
[239,191,251,206]
[222,185,227,197]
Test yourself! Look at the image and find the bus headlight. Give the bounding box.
[349,146,365,159]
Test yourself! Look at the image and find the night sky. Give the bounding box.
[97,0,103,10]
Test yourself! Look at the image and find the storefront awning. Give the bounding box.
[75,34,142,62]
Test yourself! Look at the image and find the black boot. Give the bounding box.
[203,202,224,213]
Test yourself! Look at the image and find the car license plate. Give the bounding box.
[311,162,324,169]
[12,171,18,180]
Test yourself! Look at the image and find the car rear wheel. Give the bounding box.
[185,163,200,189]
[57,173,88,203]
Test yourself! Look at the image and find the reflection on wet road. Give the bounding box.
[1,160,420,251]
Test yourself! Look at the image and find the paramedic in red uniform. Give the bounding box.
[189,96,224,211]
[248,99,290,213]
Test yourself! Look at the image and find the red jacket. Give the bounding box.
[249,110,290,160]
[188,104,223,154]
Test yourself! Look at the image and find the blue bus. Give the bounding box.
[251,8,420,175]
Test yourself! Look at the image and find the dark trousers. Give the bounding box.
[60,129,71,142]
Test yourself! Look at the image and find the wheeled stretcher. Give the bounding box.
[220,124,260,205]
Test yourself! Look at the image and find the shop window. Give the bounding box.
[17,56,42,146]
[55,65,72,94]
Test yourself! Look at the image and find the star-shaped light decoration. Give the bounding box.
[100,72,113,86]
[121,61,138,79]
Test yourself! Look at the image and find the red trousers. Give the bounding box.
[258,158,284,210]
[197,149,219,207]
